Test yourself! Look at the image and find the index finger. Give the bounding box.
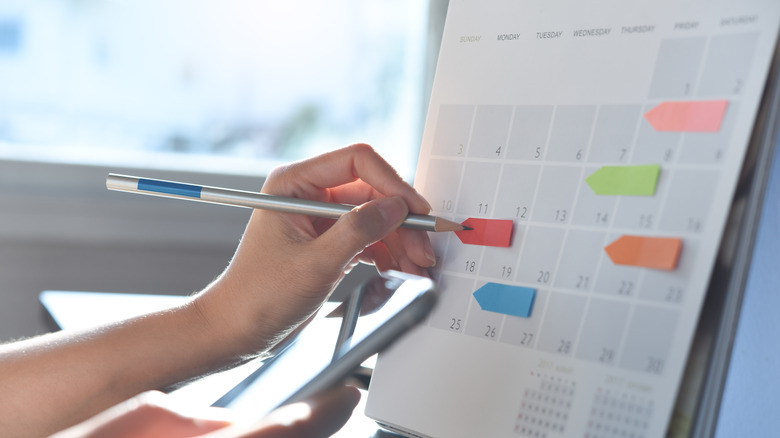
[264,144,432,215]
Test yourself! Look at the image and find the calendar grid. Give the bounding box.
[424,91,732,373]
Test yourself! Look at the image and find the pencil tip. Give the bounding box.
[434,217,469,232]
[461,225,473,231]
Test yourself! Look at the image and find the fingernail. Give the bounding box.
[424,239,436,266]
[376,197,408,226]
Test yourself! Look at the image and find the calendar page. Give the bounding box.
[365,1,780,437]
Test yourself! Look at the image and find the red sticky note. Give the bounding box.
[605,235,683,270]
[455,218,514,247]
[644,100,729,132]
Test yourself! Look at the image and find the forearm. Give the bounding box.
[0,296,255,437]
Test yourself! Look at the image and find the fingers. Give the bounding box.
[325,182,436,268]
[242,386,361,438]
[294,385,361,436]
[357,242,399,272]
[50,391,234,438]
[398,228,437,268]
[265,144,431,215]
[374,230,430,276]
[310,197,409,274]
[324,188,436,269]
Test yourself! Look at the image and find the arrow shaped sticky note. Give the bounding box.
[644,100,729,132]
[586,164,660,196]
[455,218,514,247]
[605,235,683,270]
[473,283,537,318]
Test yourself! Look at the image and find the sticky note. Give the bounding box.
[455,218,514,247]
[473,283,537,318]
[605,235,683,270]
[644,100,729,132]
[586,164,661,196]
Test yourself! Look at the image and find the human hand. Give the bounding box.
[49,386,361,438]
[195,144,435,354]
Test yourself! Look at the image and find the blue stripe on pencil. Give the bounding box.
[138,179,203,199]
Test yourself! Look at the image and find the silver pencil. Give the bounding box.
[106,174,469,232]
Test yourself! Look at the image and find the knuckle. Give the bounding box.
[348,142,376,156]
[262,164,295,192]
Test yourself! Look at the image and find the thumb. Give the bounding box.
[315,196,408,268]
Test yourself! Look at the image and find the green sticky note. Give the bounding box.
[586,164,660,196]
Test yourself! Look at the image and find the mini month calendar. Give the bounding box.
[365,0,780,437]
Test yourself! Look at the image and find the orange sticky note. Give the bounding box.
[605,235,683,270]
[644,100,729,132]
[455,218,514,247]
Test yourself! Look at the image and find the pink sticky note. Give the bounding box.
[644,100,729,132]
[455,218,514,247]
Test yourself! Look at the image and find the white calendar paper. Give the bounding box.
[366,1,780,437]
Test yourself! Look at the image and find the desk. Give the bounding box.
[40,290,391,437]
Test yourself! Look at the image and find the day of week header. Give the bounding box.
[674,21,699,30]
[721,15,758,26]
[572,27,611,37]
[537,31,563,39]
[459,35,481,43]
[497,33,521,41]
[463,15,756,45]
[621,25,655,34]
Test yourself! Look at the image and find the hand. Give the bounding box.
[50,386,361,438]
[195,143,436,355]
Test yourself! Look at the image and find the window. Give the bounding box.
[0,0,435,178]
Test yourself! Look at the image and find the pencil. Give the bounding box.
[106,174,469,232]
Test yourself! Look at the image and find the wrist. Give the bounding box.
[187,277,284,361]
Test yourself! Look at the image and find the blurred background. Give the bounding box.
[0,0,445,178]
[0,0,449,340]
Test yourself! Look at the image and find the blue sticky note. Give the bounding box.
[473,283,536,318]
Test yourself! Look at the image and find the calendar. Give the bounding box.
[366,1,780,437]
